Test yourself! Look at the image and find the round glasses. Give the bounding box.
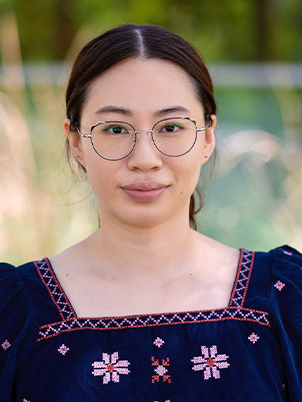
[75,116,209,161]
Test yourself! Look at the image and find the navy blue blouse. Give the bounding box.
[0,245,302,401]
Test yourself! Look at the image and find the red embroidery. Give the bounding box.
[1,340,11,350]
[192,345,230,380]
[229,249,254,308]
[248,333,260,344]
[92,352,130,384]
[34,259,76,320]
[37,306,270,341]
[58,344,69,355]
[274,281,285,291]
[152,357,171,383]
[153,337,165,348]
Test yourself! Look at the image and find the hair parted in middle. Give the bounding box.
[65,23,217,229]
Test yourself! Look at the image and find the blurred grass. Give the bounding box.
[0,16,302,265]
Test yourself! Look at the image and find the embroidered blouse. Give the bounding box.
[0,245,301,402]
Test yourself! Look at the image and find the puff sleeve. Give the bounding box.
[270,246,302,401]
[0,263,38,401]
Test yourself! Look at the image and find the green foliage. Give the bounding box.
[1,0,302,62]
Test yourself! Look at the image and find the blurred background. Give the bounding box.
[0,0,302,265]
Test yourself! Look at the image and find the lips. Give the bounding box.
[121,181,169,201]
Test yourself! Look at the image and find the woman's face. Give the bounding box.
[65,57,216,229]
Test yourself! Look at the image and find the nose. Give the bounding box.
[127,130,163,171]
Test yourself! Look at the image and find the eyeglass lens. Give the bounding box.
[90,118,197,160]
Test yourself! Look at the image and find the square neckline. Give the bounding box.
[34,248,255,322]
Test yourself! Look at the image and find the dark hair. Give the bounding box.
[65,24,217,230]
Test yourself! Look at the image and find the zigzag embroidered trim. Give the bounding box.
[229,249,254,308]
[37,307,270,341]
[34,259,76,320]
[35,249,270,342]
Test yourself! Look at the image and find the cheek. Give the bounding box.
[174,160,201,196]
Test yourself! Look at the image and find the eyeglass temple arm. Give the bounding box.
[75,126,91,138]
[183,116,210,131]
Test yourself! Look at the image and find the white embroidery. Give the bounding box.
[92,352,130,384]
[1,340,11,350]
[248,333,260,344]
[58,344,69,355]
[192,345,230,380]
[154,400,171,402]
[153,337,165,348]
[274,281,285,291]
[152,357,171,383]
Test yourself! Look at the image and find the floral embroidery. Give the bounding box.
[1,340,11,350]
[153,337,165,348]
[282,250,292,255]
[248,333,260,344]
[282,383,286,390]
[23,399,30,402]
[58,344,69,355]
[92,352,130,384]
[154,400,171,402]
[274,281,285,291]
[151,357,171,383]
[192,345,230,380]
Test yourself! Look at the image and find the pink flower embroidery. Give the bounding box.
[155,400,171,402]
[152,357,171,383]
[58,344,69,355]
[153,337,165,348]
[282,250,292,255]
[1,340,11,350]
[92,352,130,384]
[192,345,230,380]
[23,399,30,402]
[248,333,260,344]
[274,281,285,291]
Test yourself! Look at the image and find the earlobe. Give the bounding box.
[64,118,85,167]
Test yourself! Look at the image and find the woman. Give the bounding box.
[0,24,301,401]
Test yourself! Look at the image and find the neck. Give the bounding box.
[82,214,201,283]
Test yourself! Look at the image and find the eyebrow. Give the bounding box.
[154,106,191,117]
[95,106,132,116]
[94,105,191,118]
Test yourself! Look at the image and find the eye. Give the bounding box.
[104,125,129,134]
[161,124,183,133]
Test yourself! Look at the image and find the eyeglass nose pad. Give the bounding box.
[134,130,154,141]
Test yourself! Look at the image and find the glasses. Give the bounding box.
[75,116,209,161]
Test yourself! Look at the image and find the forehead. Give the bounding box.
[82,58,202,117]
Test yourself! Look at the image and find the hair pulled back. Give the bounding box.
[65,24,217,230]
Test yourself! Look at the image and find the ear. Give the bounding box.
[64,119,86,168]
[201,114,216,165]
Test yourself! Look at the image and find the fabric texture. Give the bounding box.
[0,245,301,401]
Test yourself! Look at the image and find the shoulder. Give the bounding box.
[269,244,302,278]
[0,262,26,305]
[250,244,302,278]
[0,261,38,321]
[0,262,40,398]
[266,245,302,309]
[253,244,302,289]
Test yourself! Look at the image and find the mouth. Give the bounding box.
[121,182,169,201]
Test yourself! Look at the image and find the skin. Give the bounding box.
[50,58,240,318]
